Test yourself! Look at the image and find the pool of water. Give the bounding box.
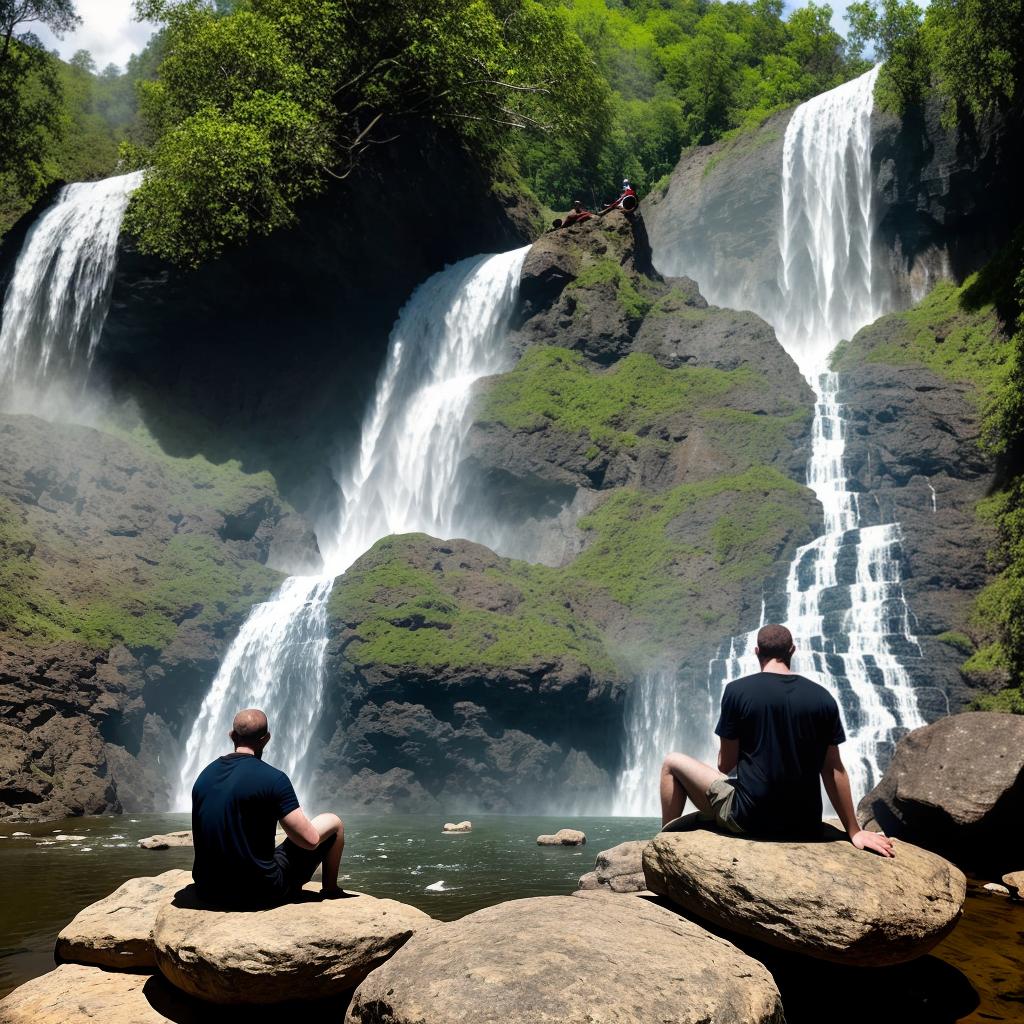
[0,812,654,997]
[1,813,1021,1023]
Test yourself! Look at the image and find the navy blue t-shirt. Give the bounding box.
[191,753,299,906]
[715,671,846,839]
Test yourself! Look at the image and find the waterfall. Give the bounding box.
[620,67,924,815]
[0,172,143,403]
[173,246,531,808]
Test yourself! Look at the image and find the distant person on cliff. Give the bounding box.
[659,624,895,856]
[599,178,638,215]
[552,199,593,230]
[190,708,346,908]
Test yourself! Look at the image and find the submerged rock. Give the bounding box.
[643,824,965,967]
[537,828,586,846]
[138,831,193,850]
[858,712,1024,873]
[56,869,191,969]
[153,885,432,1004]
[577,840,648,893]
[345,892,784,1024]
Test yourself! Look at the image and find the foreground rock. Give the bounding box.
[537,828,586,846]
[577,840,648,893]
[154,886,432,1004]
[56,869,191,969]
[443,821,472,833]
[0,963,193,1024]
[138,831,193,850]
[858,713,1024,872]
[346,893,783,1024]
[643,825,965,966]
[1002,871,1024,898]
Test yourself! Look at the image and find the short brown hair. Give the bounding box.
[756,624,793,663]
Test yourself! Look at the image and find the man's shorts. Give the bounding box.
[697,777,745,834]
[272,832,337,896]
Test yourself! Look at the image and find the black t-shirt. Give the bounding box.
[715,671,846,839]
[191,753,300,906]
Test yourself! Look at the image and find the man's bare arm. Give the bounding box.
[820,745,894,857]
[279,808,321,850]
[718,737,739,775]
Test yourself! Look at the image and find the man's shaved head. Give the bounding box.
[232,708,269,741]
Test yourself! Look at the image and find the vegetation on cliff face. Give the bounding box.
[834,244,1024,712]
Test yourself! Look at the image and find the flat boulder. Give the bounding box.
[0,963,195,1024]
[537,828,585,846]
[138,831,193,850]
[154,885,433,1004]
[56,869,191,969]
[443,821,472,833]
[643,824,966,967]
[345,893,783,1024]
[858,712,1024,872]
[577,840,648,893]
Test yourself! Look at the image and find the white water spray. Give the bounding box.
[0,172,143,404]
[173,246,530,808]
[620,67,924,815]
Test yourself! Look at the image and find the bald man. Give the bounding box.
[190,708,345,908]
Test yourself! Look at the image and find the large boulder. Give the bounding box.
[577,840,648,893]
[55,869,191,969]
[536,828,585,846]
[345,893,784,1024]
[858,712,1024,873]
[138,831,193,850]
[643,824,966,967]
[153,885,433,1004]
[0,964,194,1024]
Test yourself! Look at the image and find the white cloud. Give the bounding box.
[33,0,156,72]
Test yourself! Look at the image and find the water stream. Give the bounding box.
[173,246,531,807]
[619,66,925,814]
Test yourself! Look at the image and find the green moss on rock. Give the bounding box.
[567,258,655,321]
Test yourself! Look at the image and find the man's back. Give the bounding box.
[191,753,299,907]
[716,671,845,838]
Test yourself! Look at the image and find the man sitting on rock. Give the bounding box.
[191,708,346,907]
[660,625,894,856]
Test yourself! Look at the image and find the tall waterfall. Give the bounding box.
[0,172,143,403]
[620,67,924,815]
[173,246,531,808]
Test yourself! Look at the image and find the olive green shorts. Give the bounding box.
[698,777,745,834]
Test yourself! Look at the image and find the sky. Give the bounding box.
[34,0,157,72]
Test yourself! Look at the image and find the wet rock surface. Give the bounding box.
[643,823,966,967]
[345,892,785,1024]
[153,885,433,1005]
[536,828,585,846]
[55,869,191,969]
[577,840,648,893]
[858,713,1024,873]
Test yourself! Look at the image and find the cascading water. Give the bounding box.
[173,246,531,808]
[618,67,924,815]
[0,172,143,403]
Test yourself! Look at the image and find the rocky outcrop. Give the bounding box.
[643,824,966,967]
[153,885,432,1005]
[55,870,191,969]
[443,821,472,833]
[577,840,648,893]
[318,534,623,813]
[858,713,1024,874]
[345,893,785,1024]
[536,828,585,846]
[138,832,193,850]
[0,414,315,820]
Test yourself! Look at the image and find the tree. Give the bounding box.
[1,0,80,63]
[847,0,928,109]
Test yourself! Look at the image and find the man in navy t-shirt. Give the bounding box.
[659,624,894,855]
[191,708,345,908]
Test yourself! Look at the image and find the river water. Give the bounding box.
[0,814,1020,1023]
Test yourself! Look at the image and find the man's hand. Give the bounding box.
[851,829,895,858]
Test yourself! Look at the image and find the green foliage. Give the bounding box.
[563,467,807,644]
[969,686,1024,714]
[477,346,758,451]
[125,0,610,264]
[328,534,618,675]
[847,0,928,109]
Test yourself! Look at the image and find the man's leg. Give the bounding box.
[309,813,344,895]
[660,753,725,827]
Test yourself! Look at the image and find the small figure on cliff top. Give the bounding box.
[190,708,347,908]
[550,199,593,231]
[599,178,638,216]
[659,623,895,857]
